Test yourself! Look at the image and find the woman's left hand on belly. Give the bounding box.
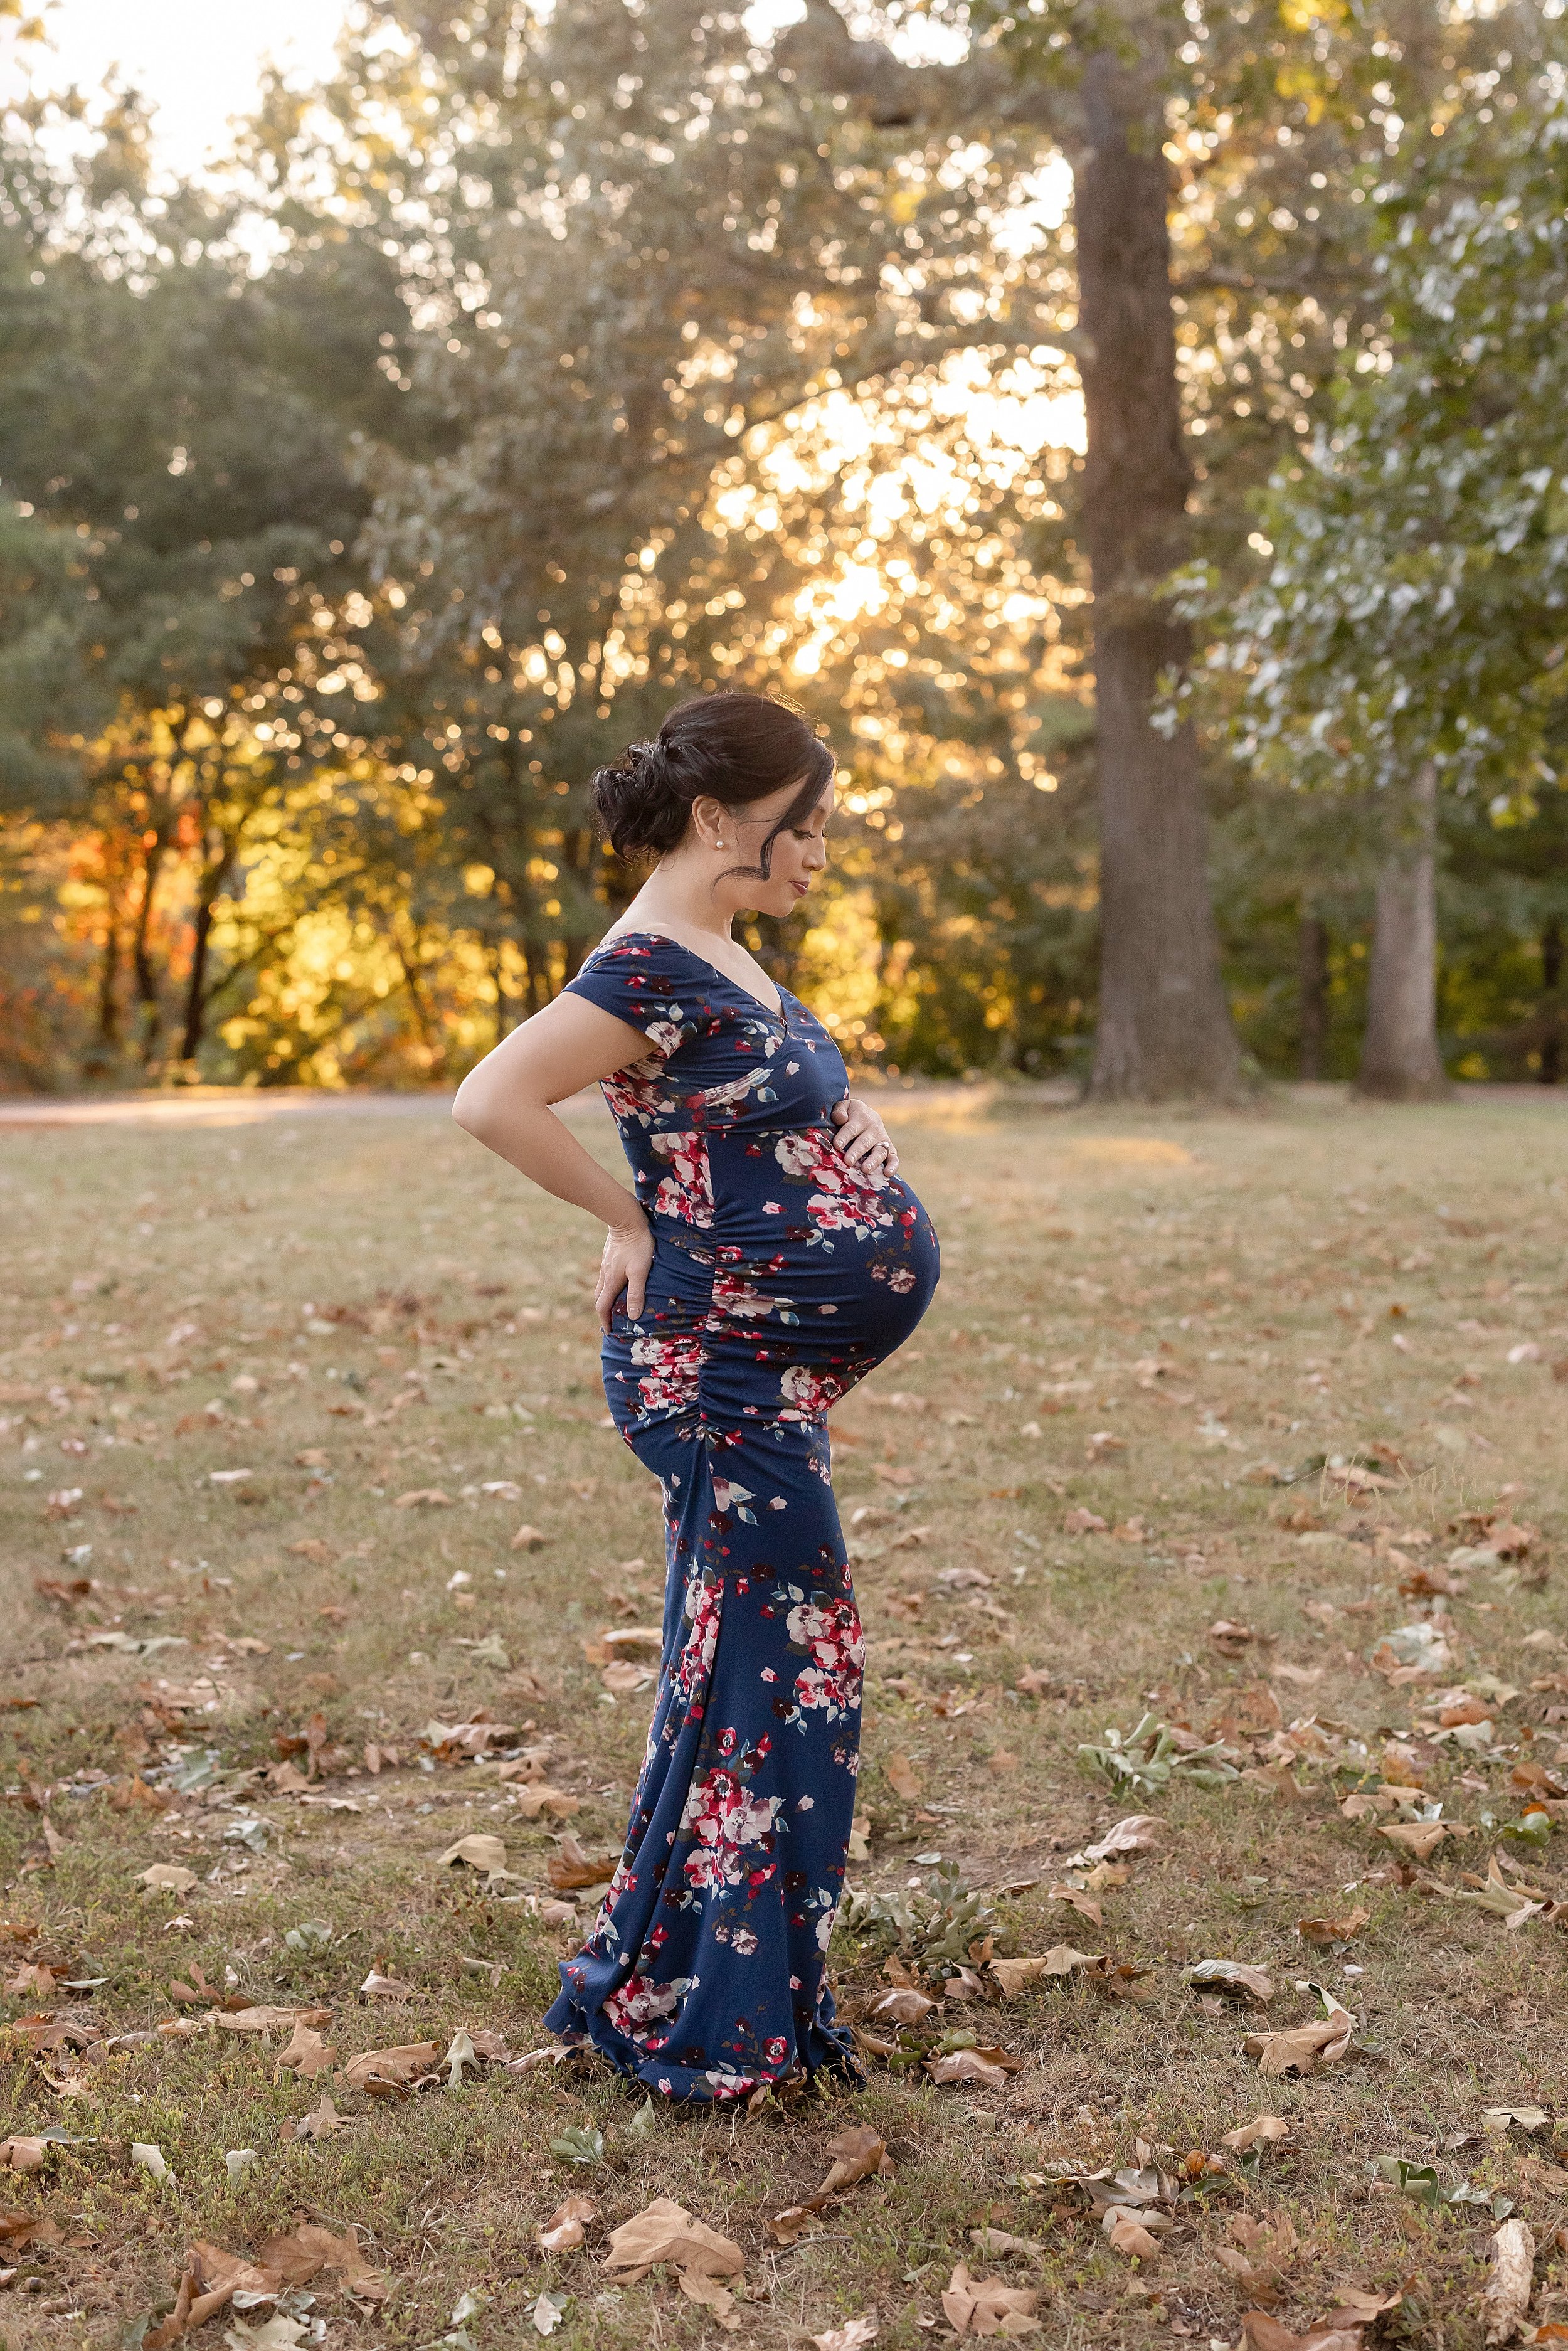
[830,1094,898,1177]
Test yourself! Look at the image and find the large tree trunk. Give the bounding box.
[1357,762,1448,1100]
[1540,915,1562,1085]
[1076,56,1240,1103]
[179,830,233,1069]
[1298,906,1329,1080]
[131,832,166,1070]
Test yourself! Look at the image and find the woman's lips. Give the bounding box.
[790,880,809,896]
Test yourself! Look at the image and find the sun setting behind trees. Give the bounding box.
[1,0,1565,1096]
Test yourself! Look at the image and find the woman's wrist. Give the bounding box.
[608,1198,646,1236]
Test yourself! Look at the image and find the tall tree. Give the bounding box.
[1220,54,1568,1095]
[0,98,439,1075]
[786,0,1547,1098]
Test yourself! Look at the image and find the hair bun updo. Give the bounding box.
[588,691,835,868]
[588,738,690,861]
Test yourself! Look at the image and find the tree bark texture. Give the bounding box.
[1075,58,1241,1101]
[1298,907,1328,1080]
[1357,762,1448,1100]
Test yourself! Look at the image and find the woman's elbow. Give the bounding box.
[451,1071,495,1139]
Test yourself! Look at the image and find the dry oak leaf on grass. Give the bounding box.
[1103,2207,1163,2261]
[0,2209,61,2253]
[1244,1992,1354,2079]
[217,2006,334,2036]
[1216,2211,1300,2296]
[548,1835,620,1892]
[1485,2216,1536,2347]
[928,2044,1025,2089]
[866,1987,936,2027]
[136,1864,199,1896]
[1077,1815,1167,1864]
[435,1832,512,1878]
[766,2125,893,2242]
[340,2041,442,2093]
[677,2266,742,2329]
[1240,2313,1364,2351]
[1187,1959,1275,2005]
[0,2136,48,2172]
[1222,2116,1292,2153]
[601,2195,744,2285]
[255,2221,388,2300]
[988,1945,1098,1999]
[1047,1884,1103,1926]
[392,1487,454,1508]
[538,2195,598,2254]
[884,1753,922,1802]
[280,2096,352,2144]
[810,2317,879,2351]
[512,1785,581,1822]
[273,2022,337,2081]
[940,2262,1041,2337]
[1378,1821,1451,1862]
[1297,1908,1372,1947]
[141,2241,283,2347]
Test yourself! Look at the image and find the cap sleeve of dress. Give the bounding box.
[563,933,688,1051]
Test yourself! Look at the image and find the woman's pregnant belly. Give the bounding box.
[604,1130,939,1440]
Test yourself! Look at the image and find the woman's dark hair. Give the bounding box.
[589,691,834,874]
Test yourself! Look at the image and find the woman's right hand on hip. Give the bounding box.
[596,1209,654,1330]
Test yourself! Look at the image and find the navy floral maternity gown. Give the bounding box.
[541,931,940,2101]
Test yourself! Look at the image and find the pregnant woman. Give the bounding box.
[452,691,938,2101]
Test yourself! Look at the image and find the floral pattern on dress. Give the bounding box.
[650,1129,714,1228]
[631,1332,705,1417]
[543,931,939,2103]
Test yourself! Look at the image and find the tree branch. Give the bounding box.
[776,0,1080,151]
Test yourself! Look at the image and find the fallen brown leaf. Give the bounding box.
[601,2196,743,2285]
[341,2040,441,2091]
[987,1945,1096,1998]
[1485,2216,1535,2346]
[1244,1993,1353,2078]
[810,2317,880,2351]
[1296,1908,1372,1946]
[538,2194,598,2254]
[677,2265,741,2328]
[435,1832,511,1876]
[1378,1822,1450,1862]
[547,1835,619,1892]
[255,2221,388,2300]
[1222,2115,1291,2153]
[1103,2207,1162,2261]
[274,2021,337,2080]
[1241,2315,1363,2351]
[1048,1884,1103,1927]
[940,2261,1041,2337]
[866,1987,935,2027]
[885,1753,922,1802]
[280,2094,351,2143]
[928,2046,1024,2089]
[215,2005,332,2036]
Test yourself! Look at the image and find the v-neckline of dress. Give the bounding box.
[601,926,789,1026]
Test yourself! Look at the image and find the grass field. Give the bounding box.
[1,1085,1566,2351]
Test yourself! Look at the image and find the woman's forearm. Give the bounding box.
[453,1086,643,1231]
[451,994,654,1233]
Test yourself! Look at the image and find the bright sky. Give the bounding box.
[1,0,353,179]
